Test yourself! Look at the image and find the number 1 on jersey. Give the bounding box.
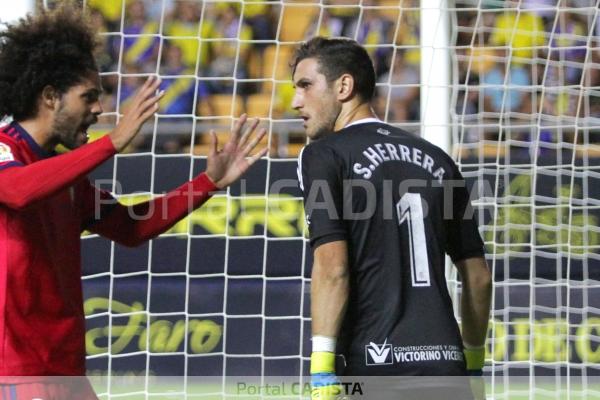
[397,193,431,287]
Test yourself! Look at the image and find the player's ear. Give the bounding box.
[41,85,61,110]
[336,73,354,102]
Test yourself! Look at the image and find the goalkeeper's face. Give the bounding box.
[292,58,341,140]
[51,71,103,150]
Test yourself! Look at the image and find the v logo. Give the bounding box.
[366,339,392,364]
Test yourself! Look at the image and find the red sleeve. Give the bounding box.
[0,135,116,209]
[86,173,218,247]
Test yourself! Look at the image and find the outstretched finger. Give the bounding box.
[138,75,157,96]
[247,147,269,166]
[243,128,267,156]
[239,117,260,148]
[139,90,165,115]
[139,100,160,122]
[229,114,248,143]
[139,75,155,91]
[208,130,218,158]
[135,76,162,104]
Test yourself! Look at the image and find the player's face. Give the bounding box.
[51,71,103,150]
[292,58,341,140]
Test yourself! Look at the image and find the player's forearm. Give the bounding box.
[461,287,491,347]
[310,287,348,338]
[90,173,217,246]
[458,257,492,347]
[311,265,349,337]
[0,136,116,209]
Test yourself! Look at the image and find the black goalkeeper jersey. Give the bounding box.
[297,121,485,376]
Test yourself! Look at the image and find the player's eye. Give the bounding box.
[84,93,99,103]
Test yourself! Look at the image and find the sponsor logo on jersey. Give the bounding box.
[376,128,390,136]
[365,339,393,365]
[0,143,14,162]
[365,340,465,366]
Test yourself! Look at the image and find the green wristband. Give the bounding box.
[464,347,485,370]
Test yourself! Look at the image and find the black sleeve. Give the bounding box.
[444,162,486,262]
[297,143,347,248]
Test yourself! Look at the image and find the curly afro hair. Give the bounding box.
[0,2,98,121]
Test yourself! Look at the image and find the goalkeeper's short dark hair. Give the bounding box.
[292,36,376,103]
[0,2,98,121]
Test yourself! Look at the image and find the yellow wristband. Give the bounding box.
[310,351,336,374]
[464,347,485,370]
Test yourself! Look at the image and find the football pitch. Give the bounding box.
[93,378,600,399]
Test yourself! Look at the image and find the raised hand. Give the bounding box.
[205,114,268,189]
[109,76,164,152]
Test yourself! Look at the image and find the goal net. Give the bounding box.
[71,0,600,398]
[453,0,600,398]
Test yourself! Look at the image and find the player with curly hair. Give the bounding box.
[0,3,266,398]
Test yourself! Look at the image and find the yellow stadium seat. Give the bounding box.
[248,51,263,79]
[246,93,274,118]
[278,5,318,42]
[198,94,244,118]
[262,45,294,80]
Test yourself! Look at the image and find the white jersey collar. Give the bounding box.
[344,117,381,129]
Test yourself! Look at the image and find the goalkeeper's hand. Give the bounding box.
[463,346,485,376]
[311,352,344,400]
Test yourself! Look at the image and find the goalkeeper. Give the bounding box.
[0,3,266,399]
[293,37,492,399]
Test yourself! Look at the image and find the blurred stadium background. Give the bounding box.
[2,0,600,398]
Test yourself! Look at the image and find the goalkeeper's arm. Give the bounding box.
[456,257,492,374]
[310,240,349,399]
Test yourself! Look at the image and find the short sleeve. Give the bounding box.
[297,143,347,248]
[444,162,485,262]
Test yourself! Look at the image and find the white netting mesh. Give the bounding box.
[452,1,600,398]
[69,0,600,398]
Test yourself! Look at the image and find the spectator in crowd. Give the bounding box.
[207,3,253,94]
[87,0,123,29]
[346,0,388,45]
[489,9,545,64]
[522,0,557,26]
[542,10,588,118]
[120,0,160,69]
[89,0,600,150]
[118,65,146,113]
[305,9,344,39]
[165,0,215,70]
[243,0,276,46]
[480,49,531,115]
[159,41,210,116]
[345,0,392,72]
[241,0,276,89]
[391,6,420,74]
[375,50,419,122]
[326,0,358,36]
[89,8,115,73]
